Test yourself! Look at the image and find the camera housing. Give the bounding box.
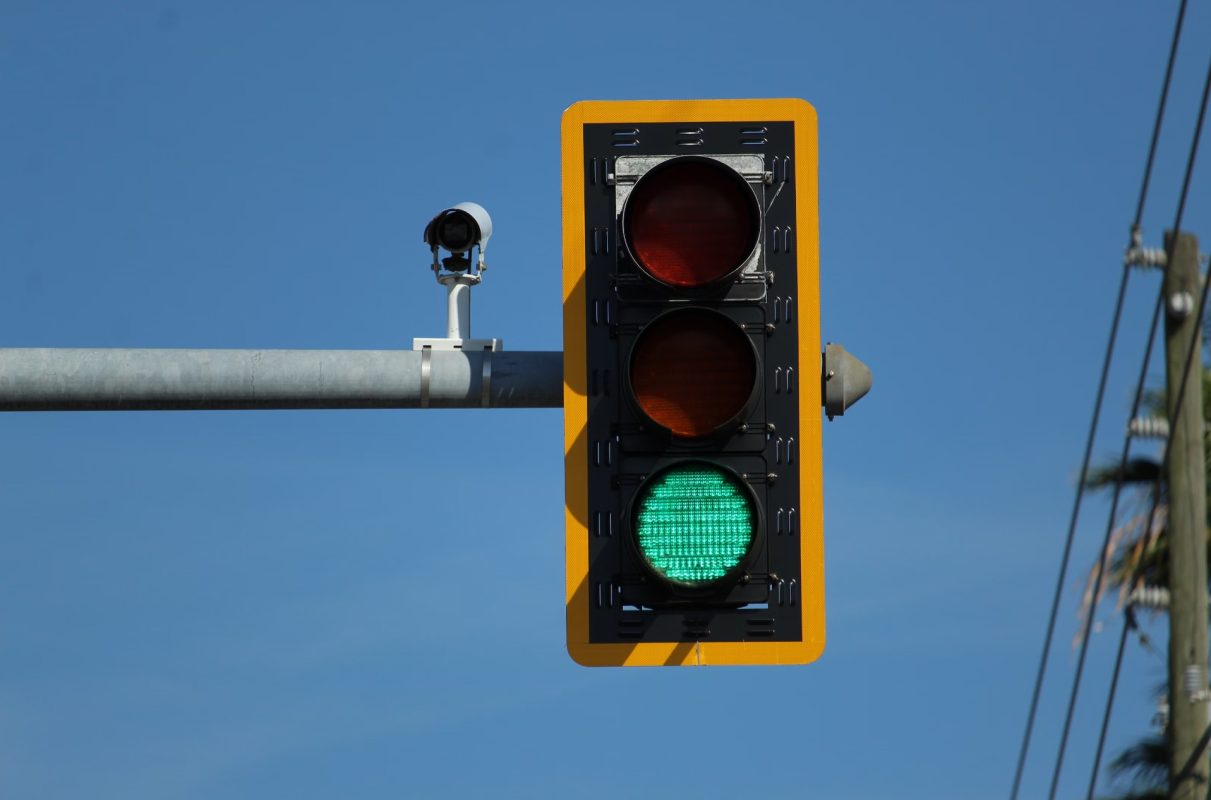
[423,202,493,271]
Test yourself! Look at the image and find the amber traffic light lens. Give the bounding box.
[629,308,758,439]
[623,158,760,289]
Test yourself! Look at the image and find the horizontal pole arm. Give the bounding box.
[0,348,562,411]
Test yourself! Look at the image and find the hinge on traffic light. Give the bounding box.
[588,157,615,186]
[767,155,791,182]
[772,296,794,323]
[776,579,798,607]
[770,227,794,254]
[773,366,797,394]
[773,507,797,535]
[675,127,705,147]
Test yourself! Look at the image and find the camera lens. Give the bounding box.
[436,211,476,253]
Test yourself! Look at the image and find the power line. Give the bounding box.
[1047,285,1165,800]
[1007,3,1190,796]
[1006,263,1132,800]
[1132,0,1191,229]
[1084,47,1211,800]
[1085,495,1164,799]
[1170,717,1211,798]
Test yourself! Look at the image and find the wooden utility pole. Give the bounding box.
[1164,230,1209,800]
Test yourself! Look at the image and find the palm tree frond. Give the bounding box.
[1086,458,1163,490]
[1102,733,1168,799]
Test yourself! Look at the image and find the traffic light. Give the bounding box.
[562,99,824,666]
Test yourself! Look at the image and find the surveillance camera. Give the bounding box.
[423,202,493,256]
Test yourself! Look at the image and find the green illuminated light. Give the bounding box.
[634,464,755,586]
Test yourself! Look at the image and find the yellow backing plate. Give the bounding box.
[562,99,823,666]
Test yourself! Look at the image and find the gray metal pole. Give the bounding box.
[1164,231,1209,800]
[0,348,562,411]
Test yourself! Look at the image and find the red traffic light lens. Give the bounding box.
[623,157,760,289]
[629,308,758,439]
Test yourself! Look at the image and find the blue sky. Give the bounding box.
[2,1,1210,797]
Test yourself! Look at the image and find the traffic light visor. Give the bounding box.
[633,461,758,588]
[622,157,760,289]
[628,307,758,439]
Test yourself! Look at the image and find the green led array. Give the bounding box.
[634,464,755,586]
